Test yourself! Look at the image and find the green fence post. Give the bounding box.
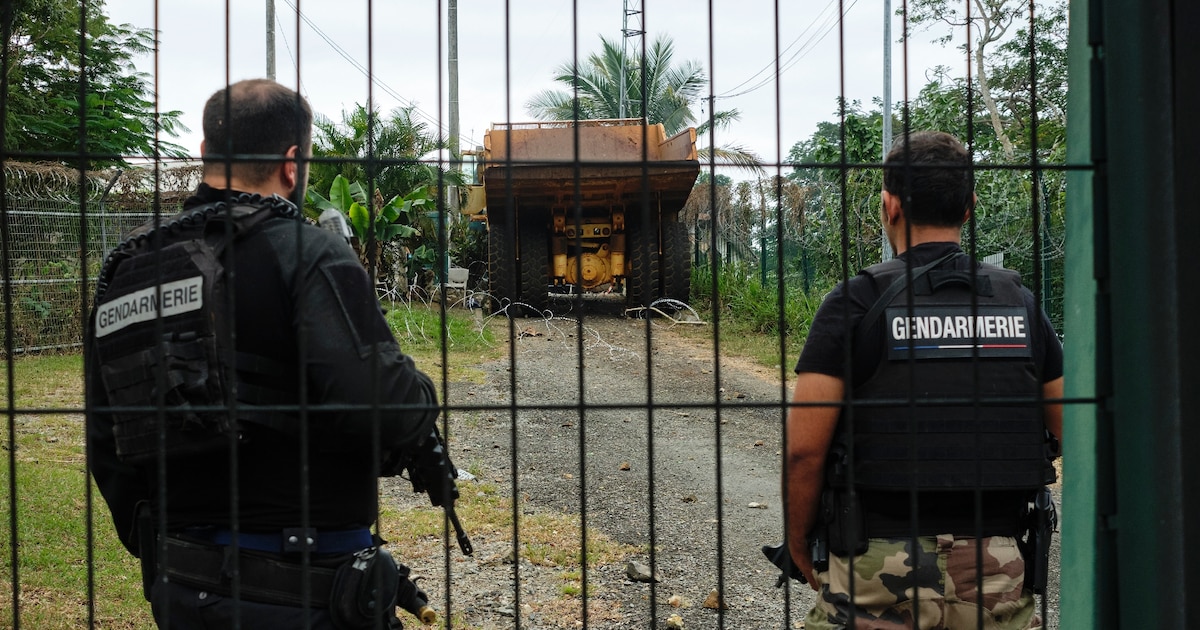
[1062,0,1103,627]
[1088,0,1200,627]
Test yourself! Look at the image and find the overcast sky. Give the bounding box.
[105,0,964,172]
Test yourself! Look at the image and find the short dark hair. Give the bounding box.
[202,79,312,184]
[882,131,973,227]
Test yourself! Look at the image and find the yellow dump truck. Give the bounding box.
[472,119,700,315]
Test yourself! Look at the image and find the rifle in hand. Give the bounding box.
[388,426,474,556]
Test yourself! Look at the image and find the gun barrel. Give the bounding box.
[448,507,474,555]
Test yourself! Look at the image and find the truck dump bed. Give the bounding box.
[479,119,700,315]
[481,119,699,212]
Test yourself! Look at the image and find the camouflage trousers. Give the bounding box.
[805,534,1041,630]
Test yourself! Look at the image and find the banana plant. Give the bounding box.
[305,174,435,271]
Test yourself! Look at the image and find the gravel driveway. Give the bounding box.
[384,309,1061,629]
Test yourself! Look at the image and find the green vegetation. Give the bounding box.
[385,303,503,384]
[687,263,832,369]
[305,104,478,289]
[4,0,188,167]
[688,0,1069,332]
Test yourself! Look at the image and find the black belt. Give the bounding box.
[182,526,374,555]
[162,536,344,607]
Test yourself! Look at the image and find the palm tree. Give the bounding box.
[307,104,468,290]
[526,34,762,171]
[309,104,461,203]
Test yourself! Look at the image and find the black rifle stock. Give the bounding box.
[391,426,474,556]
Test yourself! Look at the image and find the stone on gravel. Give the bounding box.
[665,613,685,629]
[703,588,727,610]
[625,560,662,583]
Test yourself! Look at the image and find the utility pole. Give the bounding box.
[620,0,643,119]
[266,0,276,80]
[881,0,893,262]
[449,0,460,171]
[446,0,460,274]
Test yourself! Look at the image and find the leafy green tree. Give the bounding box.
[3,0,188,167]
[784,71,1068,325]
[907,0,1067,160]
[307,103,473,287]
[783,100,891,281]
[525,34,761,170]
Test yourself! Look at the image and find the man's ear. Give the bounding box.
[281,145,300,190]
[881,190,903,226]
[963,193,977,223]
[199,140,206,157]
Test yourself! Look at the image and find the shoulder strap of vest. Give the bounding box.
[852,250,962,347]
[201,202,282,257]
[94,193,300,303]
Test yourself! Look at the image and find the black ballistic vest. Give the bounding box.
[92,195,299,463]
[834,255,1056,492]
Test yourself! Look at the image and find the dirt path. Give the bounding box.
[385,311,1060,629]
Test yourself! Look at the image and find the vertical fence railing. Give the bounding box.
[13,0,1189,628]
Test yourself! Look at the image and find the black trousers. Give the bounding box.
[150,580,403,629]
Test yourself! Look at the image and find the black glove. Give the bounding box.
[404,427,459,508]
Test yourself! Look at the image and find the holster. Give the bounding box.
[823,489,869,557]
[1018,486,1057,594]
[329,546,400,630]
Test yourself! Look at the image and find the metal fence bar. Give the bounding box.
[0,0,1130,628]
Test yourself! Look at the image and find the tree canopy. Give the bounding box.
[693,1,1069,326]
[3,0,187,167]
[308,103,455,204]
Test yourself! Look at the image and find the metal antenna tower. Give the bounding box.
[619,0,644,119]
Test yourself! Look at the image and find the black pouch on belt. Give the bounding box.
[329,546,400,629]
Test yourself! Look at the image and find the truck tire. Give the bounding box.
[625,212,661,309]
[518,219,550,317]
[661,217,691,305]
[488,219,517,315]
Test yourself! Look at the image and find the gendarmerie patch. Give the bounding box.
[94,276,204,338]
[885,305,1032,360]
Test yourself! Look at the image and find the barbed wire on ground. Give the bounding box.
[624,298,706,326]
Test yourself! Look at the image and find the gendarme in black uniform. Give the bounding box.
[795,241,1063,538]
[87,184,439,625]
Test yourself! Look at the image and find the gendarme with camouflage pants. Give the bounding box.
[806,536,1040,630]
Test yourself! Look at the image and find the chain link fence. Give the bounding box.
[1,162,199,353]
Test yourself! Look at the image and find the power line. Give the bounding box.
[716,0,839,97]
[277,0,479,149]
[716,0,860,100]
[274,9,304,101]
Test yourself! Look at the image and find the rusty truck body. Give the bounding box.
[474,119,700,315]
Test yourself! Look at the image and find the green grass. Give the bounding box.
[384,303,505,383]
[686,264,832,369]
[0,354,152,629]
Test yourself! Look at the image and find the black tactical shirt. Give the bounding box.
[87,184,439,553]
